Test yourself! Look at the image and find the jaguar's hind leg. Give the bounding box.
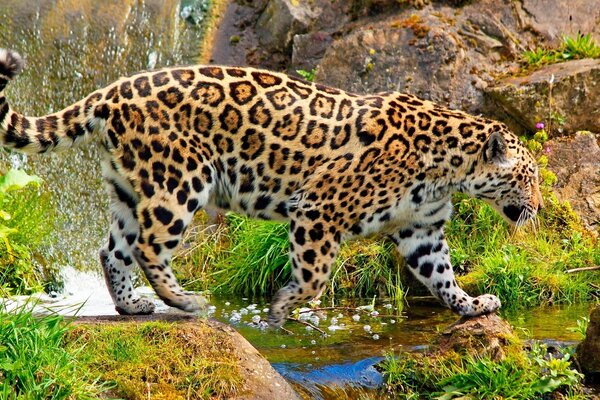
[100,178,155,315]
[132,179,210,312]
[269,213,341,328]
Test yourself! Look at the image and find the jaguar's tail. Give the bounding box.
[0,49,109,154]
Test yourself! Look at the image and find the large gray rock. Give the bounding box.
[520,0,600,45]
[291,31,333,71]
[545,131,600,233]
[314,1,529,114]
[487,59,600,135]
[256,0,318,53]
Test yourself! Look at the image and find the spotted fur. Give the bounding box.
[0,49,542,326]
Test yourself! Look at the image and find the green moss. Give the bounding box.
[66,320,243,399]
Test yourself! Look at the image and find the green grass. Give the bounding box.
[175,213,405,305]
[382,343,584,399]
[210,214,291,297]
[522,33,600,68]
[449,192,600,310]
[0,304,103,399]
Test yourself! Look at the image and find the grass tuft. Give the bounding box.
[0,304,102,399]
[522,33,600,68]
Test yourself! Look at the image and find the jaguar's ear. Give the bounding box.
[483,131,507,164]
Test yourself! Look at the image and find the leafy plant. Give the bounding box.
[0,169,41,248]
[296,68,317,82]
[0,168,57,295]
[567,316,590,338]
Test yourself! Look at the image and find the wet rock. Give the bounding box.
[577,305,600,381]
[487,59,600,135]
[519,0,600,45]
[545,132,600,233]
[256,0,318,53]
[434,314,516,361]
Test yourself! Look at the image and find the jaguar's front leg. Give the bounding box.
[390,226,500,316]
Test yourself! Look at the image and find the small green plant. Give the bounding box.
[0,168,57,295]
[522,48,554,66]
[0,303,103,399]
[522,33,600,68]
[567,316,590,338]
[562,33,600,59]
[296,68,317,82]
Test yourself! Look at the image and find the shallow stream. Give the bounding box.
[5,266,595,399]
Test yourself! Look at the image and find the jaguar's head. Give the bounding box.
[466,130,543,227]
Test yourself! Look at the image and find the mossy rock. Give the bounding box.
[434,314,521,361]
[67,314,298,400]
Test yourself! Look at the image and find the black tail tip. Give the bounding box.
[0,49,24,80]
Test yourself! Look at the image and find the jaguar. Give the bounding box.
[0,49,542,327]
